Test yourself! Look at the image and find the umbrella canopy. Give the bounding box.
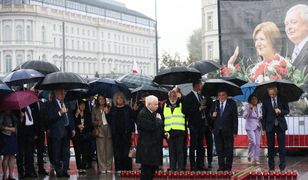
[202,79,242,97]
[188,60,221,75]
[38,72,88,90]
[3,69,45,86]
[233,82,258,102]
[254,80,303,102]
[118,73,157,88]
[13,60,60,75]
[0,90,38,111]
[0,80,13,97]
[153,66,201,85]
[88,78,131,98]
[221,76,248,86]
[131,85,168,100]
[64,89,89,102]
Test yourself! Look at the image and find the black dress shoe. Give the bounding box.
[8,177,16,180]
[24,173,38,178]
[38,170,49,176]
[62,173,70,178]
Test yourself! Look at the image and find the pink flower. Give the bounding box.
[279,60,287,67]
[234,64,241,71]
[274,54,281,61]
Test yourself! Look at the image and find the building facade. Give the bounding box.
[0,0,156,78]
[201,0,219,61]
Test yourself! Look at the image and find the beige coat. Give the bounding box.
[91,107,112,138]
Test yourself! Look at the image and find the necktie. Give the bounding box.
[60,101,69,126]
[291,47,300,63]
[197,93,202,103]
[25,107,33,122]
[272,98,278,126]
[220,102,224,117]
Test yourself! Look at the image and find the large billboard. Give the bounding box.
[219,0,308,115]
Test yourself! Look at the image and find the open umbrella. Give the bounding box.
[153,66,201,85]
[202,79,242,97]
[3,69,45,86]
[254,80,303,102]
[118,73,157,88]
[131,85,168,100]
[64,89,89,102]
[0,90,38,111]
[38,72,88,90]
[188,60,221,75]
[233,82,258,102]
[0,80,13,97]
[221,76,248,86]
[13,60,60,75]
[88,78,130,98]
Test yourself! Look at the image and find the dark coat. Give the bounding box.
[183,92,213,129]
[136,107,164,166]
[107,105,135,135]
[210,99,238,135]
[262,95,289,132]
[47,100,75,139]
[73,111,92,141]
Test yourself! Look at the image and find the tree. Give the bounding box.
[187,28,202,64]
[160,51,188,70]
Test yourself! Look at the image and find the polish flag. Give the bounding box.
[131,60,140,74]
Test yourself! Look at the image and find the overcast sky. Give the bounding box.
[118,0,201,58]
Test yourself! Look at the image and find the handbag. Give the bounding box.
[92,126,100,138]
[128,147,136,158]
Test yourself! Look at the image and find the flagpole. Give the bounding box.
[154,0,159,75]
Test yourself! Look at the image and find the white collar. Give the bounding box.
[295,36,308,52]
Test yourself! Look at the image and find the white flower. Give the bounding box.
[256,75,264,83]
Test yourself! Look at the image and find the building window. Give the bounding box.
[60,38,63,48]
[77,40,80,49]
[82,41,85,49]
[27,54,32,61]
[72,40,74,49]
[3,25,12,41]
[26,25,32,41]
[54,37,56,47]
[16,54,23,66]
[207,12,213,31]
[92,42,95,51]
[16,25,23,41]
[42,26,46,43]
[77,28,79,35]
[5,55,12,72]
[207,42,213,60]
[88,42,90,51]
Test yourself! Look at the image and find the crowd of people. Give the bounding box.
[0,78,290,180]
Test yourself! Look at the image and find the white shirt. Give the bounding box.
[25,106,34,126]
[219,100,227,111]
[292,36,308,62]
[192,90,201,103]
[100,110,108,125]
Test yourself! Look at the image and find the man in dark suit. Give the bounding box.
[136,95,163,180]
[47,88,75,178]
[210,90,238,171]
[285,4,308,75]
[17,104,39,178]
[183,80,210,170]
[262,86,289,171]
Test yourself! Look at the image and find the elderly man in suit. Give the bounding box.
[262,86,289,171]
[47,89,75,178]
[210,89,238,171]
[136,95,164,180]
[285,4,308,74]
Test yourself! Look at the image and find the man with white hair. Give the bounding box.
[136,95,164,180]
[285,4,308,73]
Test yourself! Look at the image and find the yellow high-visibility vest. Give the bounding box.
[163,102,185,131]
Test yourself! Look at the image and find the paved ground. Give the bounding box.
[1,149,307,179]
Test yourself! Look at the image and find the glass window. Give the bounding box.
[42,26,46,43]
[207,12,213,31]
[5,54,12,72]
[72,40,74,49]
[16,54,23,66]
[15,25,23,41]
[77,40,80,49]
[27,54,32,61]
[207,42,213,59]
[26,25,32,41]
[106,10,120,19]
[54,37,56,47]
[3,25,12,41]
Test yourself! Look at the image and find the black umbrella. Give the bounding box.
[0,80,13,97]
[13,60,60,75]
[221,76,248,86]
[64,89,89,102]
[188,60,221,75]
[153,66,201,85]
[254,80,304,102]
[38,72,88,90]
[3,69,45,86]
[202,79,242,97]
[87,78,131,98]
[117,73,157,88]
[131,85,168,100]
